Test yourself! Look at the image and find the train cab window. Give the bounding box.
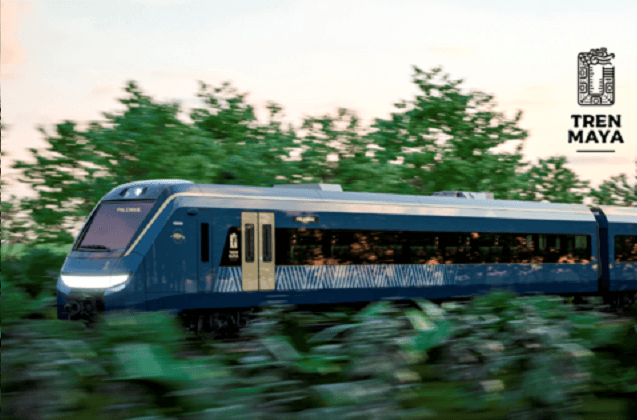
[75,200,155,252]
[615,235,637,262]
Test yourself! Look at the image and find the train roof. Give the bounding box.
[189,182,591,212]
[599,205,637,224]
[184,183,596,223]
[103,180,629,223]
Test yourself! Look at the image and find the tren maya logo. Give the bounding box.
[569,48,623,153]
[578,47,614,106]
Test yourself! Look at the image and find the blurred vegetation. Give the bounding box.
[3,254,637,420]
[2,67,636,419]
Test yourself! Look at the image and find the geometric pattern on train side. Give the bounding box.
[275,264,459,291]
[214,264,459,292]
[215,266,242,293]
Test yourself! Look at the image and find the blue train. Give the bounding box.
[57,179,637,330]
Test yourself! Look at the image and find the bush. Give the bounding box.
[207,302,448,419]
[436,293,595,419]
[2,245,68,298]
[1,245,68,324]
[3,265,636,420]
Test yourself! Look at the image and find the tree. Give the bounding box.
[1,99,35,248]
[512,156,591,204]
[12,81,227,245]
[189,81,298,187]
[365,67,529,198]
[13,68,623,246]
[275,107,396,192]
[590,159,637,206]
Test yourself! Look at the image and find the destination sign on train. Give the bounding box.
[294,216,318,223]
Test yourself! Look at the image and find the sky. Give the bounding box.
[2,0,636,200]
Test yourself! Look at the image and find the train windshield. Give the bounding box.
[75,201,156,252]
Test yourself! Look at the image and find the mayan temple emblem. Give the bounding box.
[578,48,615,106]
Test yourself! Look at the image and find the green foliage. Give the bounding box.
[10,247,66,298]
[1,195,36,247]
[1,275,53,326]
[2,245,67,298]
[3,289,637,420]
[11,82,227,245]
[189,81,298,187]
[587,321,637,394]
[512,156,591,203]
[437,294,596,419]
[1,244,68,325]
[368,66,528,198]
[2,303,444,420]
[223,302,444,419]
[590,159,637,206]
[11,66,610,248]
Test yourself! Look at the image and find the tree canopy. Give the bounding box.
[7,67,636,245]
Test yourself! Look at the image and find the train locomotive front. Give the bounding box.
[57,180,195,320]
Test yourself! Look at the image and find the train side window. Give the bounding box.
[245,224,255,263]
[615,235,637,262]
[330,230,355,265]
[539,235,547,251]
[490,234,504,263]
[573,235,590,262]
[286,228,326,265]
[272,228,593,266]
[371,231,403,264]
[200,223,209,263]
[262,224,272,262]
[350,231,374,264]
[471,232,490,263]
[443,232,471,265]
[546,235,561,263]
[410,232,442,264]
[443,233,460,264]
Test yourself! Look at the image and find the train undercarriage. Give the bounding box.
[62,291,636,336]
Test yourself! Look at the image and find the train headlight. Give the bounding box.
[60,274,130,289]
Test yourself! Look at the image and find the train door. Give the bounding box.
[241,212,275,291]
[198,210,213,292]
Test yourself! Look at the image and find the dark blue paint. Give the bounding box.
[145,207,198,293]
[148,281,598,313]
